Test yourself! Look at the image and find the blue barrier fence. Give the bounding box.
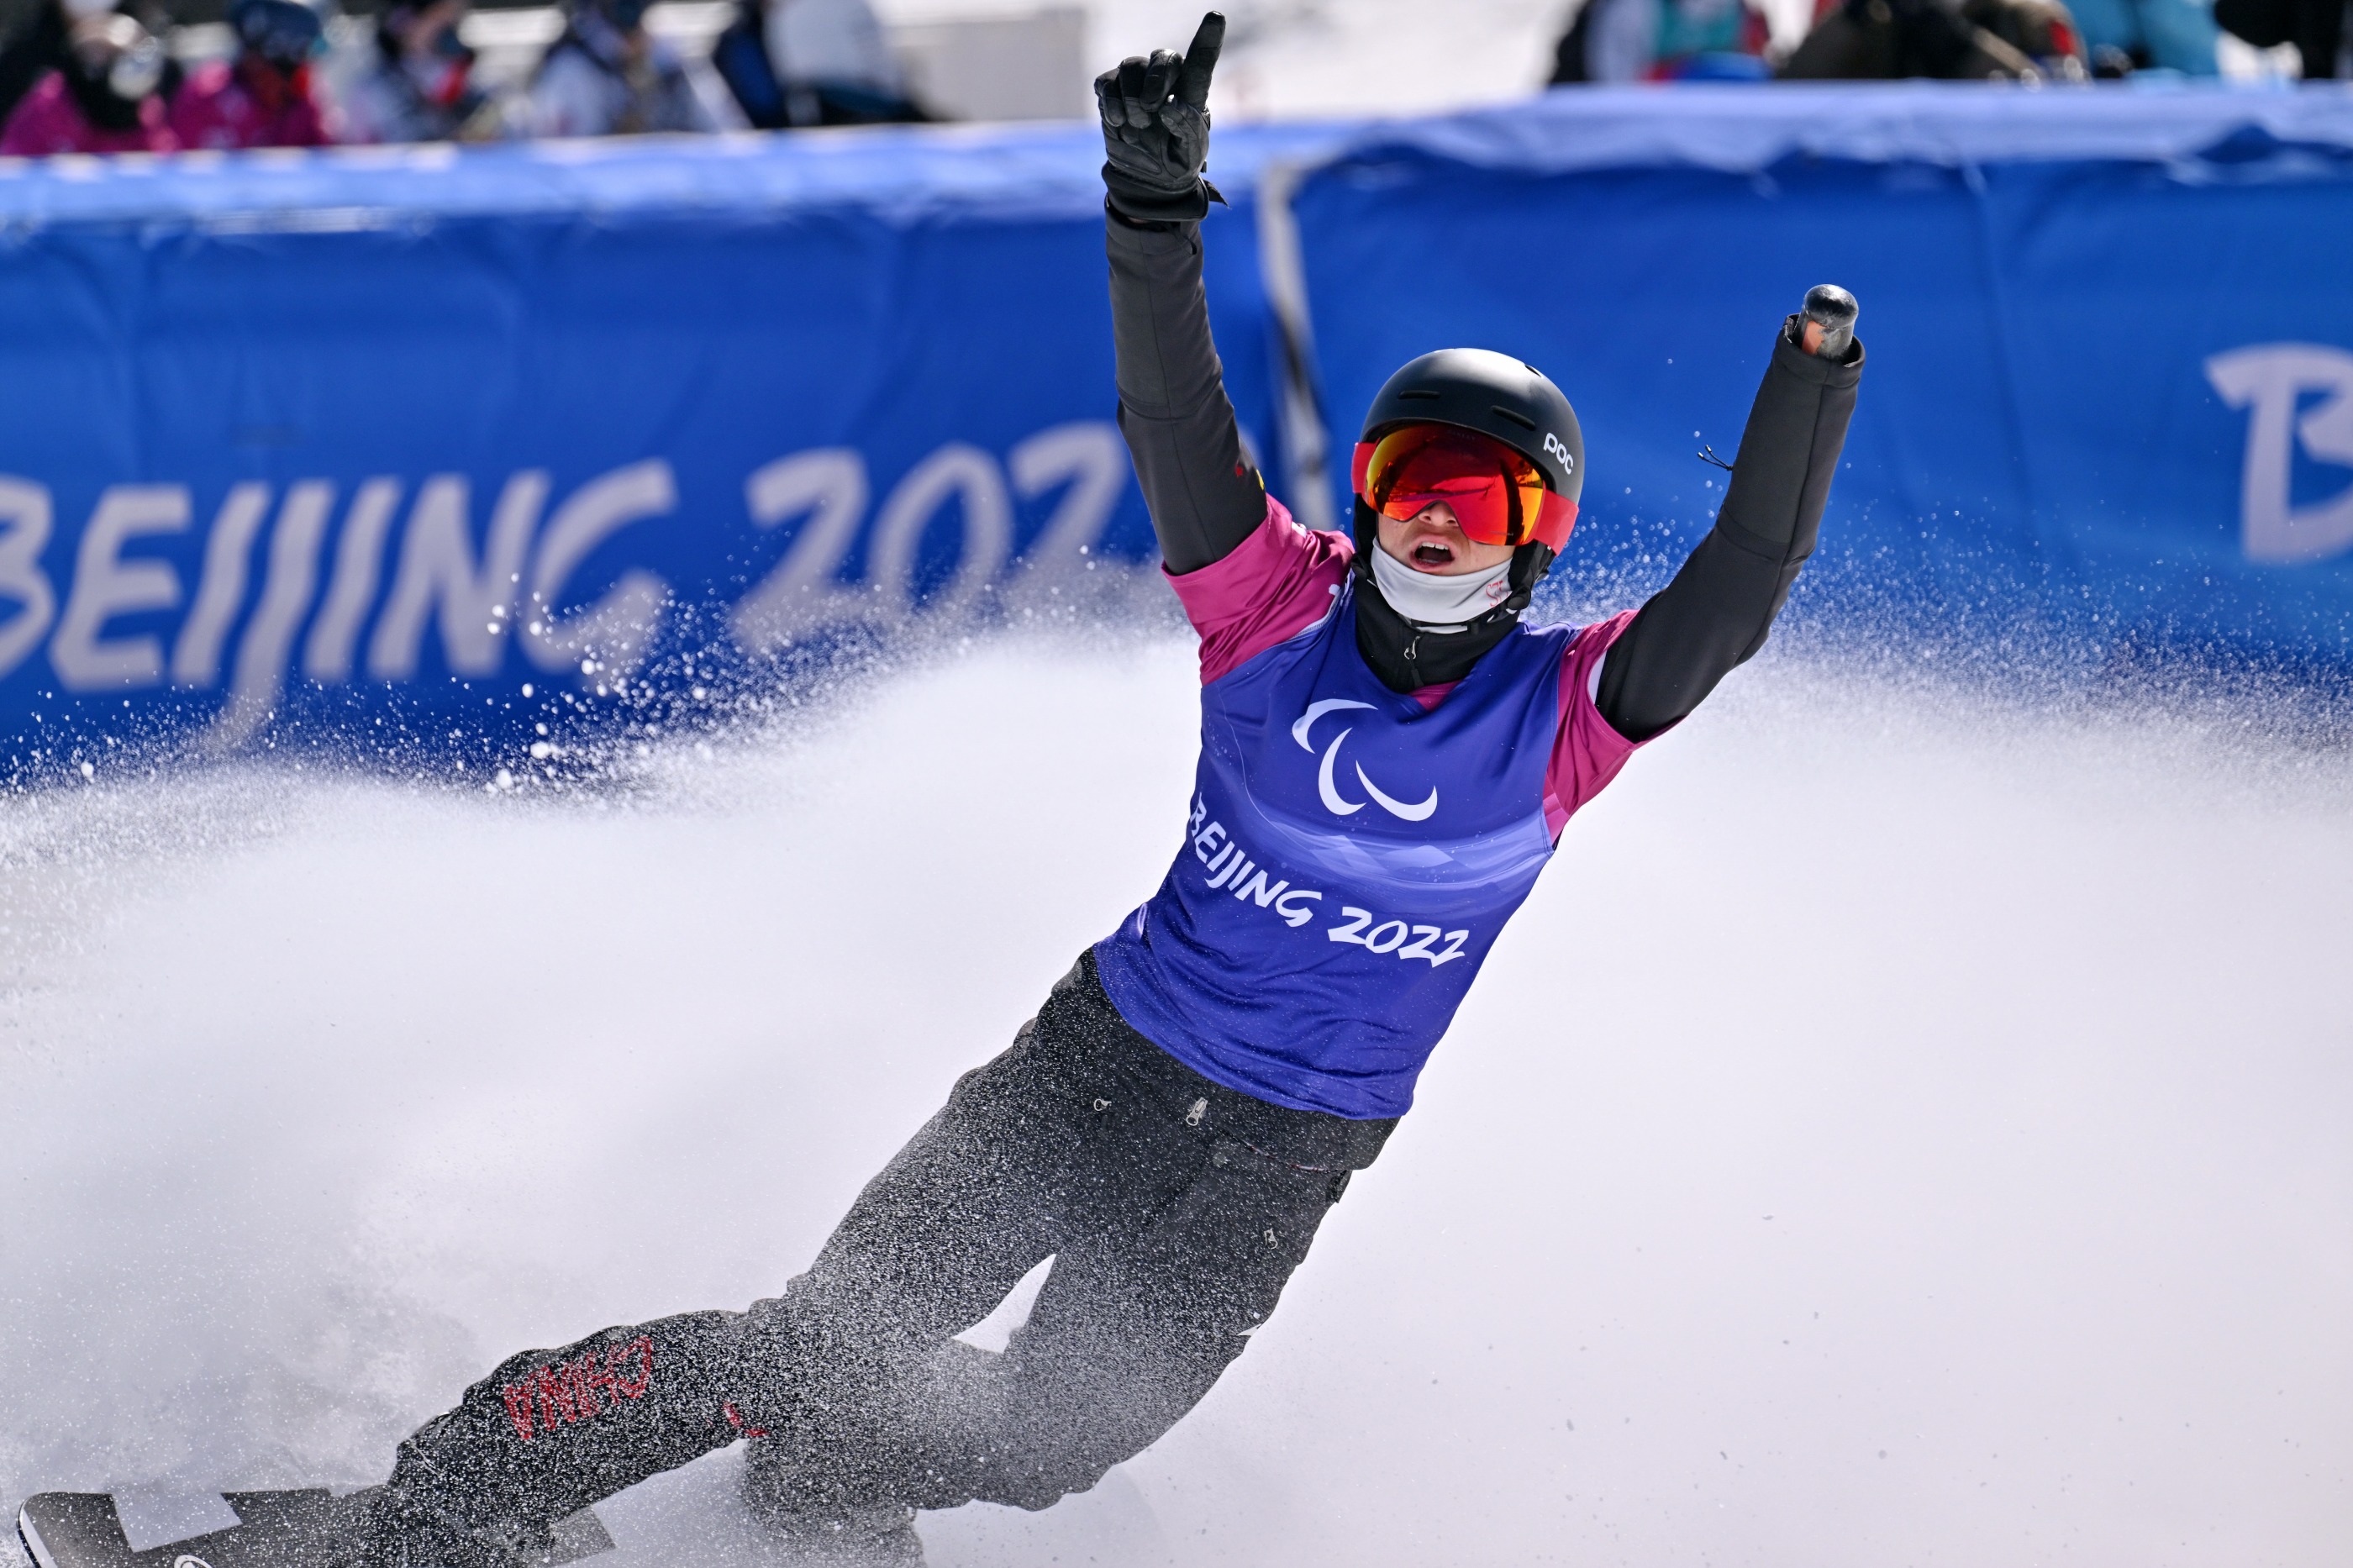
[0,121,1352,770]
[0,87,2348,776]
[1285,87,2353,677]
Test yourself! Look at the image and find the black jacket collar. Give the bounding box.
[1350,576,1520,692]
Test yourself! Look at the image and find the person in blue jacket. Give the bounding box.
[341,15,1863,1568]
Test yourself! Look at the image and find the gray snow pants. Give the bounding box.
[386,951,1396,1539]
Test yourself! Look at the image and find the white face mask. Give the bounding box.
[1367,543,1514,630]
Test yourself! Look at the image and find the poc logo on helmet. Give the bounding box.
[1542,432,1575,473]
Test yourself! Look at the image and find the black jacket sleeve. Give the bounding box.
[1595,324,1862,742]
[1106,209,1269,576]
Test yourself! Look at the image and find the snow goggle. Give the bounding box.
[1350,424,1577,551]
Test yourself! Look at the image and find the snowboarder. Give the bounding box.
[350,14,1863,1566]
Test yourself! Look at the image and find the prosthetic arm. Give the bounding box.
[1595,287,1863,742]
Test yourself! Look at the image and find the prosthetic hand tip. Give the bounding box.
[1802,284,1858,360]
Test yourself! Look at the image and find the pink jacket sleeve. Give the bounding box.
[1544,610,1643,839]
[1164,496,1354,687]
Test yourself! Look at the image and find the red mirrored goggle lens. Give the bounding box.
[1350,424,1577,550]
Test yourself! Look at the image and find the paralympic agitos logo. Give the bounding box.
[1292,699,1436,822]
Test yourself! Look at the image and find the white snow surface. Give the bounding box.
[1,634,2349,1565]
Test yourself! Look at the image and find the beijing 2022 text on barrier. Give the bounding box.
[0,87,2346,776]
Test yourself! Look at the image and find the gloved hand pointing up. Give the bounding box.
[1095,11,1224,225]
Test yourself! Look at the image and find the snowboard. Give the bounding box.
[16,1490,613,1568]
[18,1449,1165,1567]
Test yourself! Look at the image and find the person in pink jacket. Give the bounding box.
[169,0,330,150]
[0,7,171,156]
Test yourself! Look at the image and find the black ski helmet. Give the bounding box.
[1353,349,1586,616]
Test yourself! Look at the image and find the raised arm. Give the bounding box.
[1595,287,1863,741]
[1097,13,1266,576]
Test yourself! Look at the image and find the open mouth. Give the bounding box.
[1411,541,1455,569]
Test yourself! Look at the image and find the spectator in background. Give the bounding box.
[1779,0,2087,77]
[1550,0,1773,80]
[2067,0,2217,72]
[339,0,496,143]
[2214,0,2345,72]
[523,0,719,136]
[708,0,787,125]
[170,0,331,150]
[1,3,172,154]
[0,0,74,130]
[1968,0,2094,66]
[710,0,924,127]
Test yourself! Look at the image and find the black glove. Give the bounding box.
[1094,11,1225,226]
